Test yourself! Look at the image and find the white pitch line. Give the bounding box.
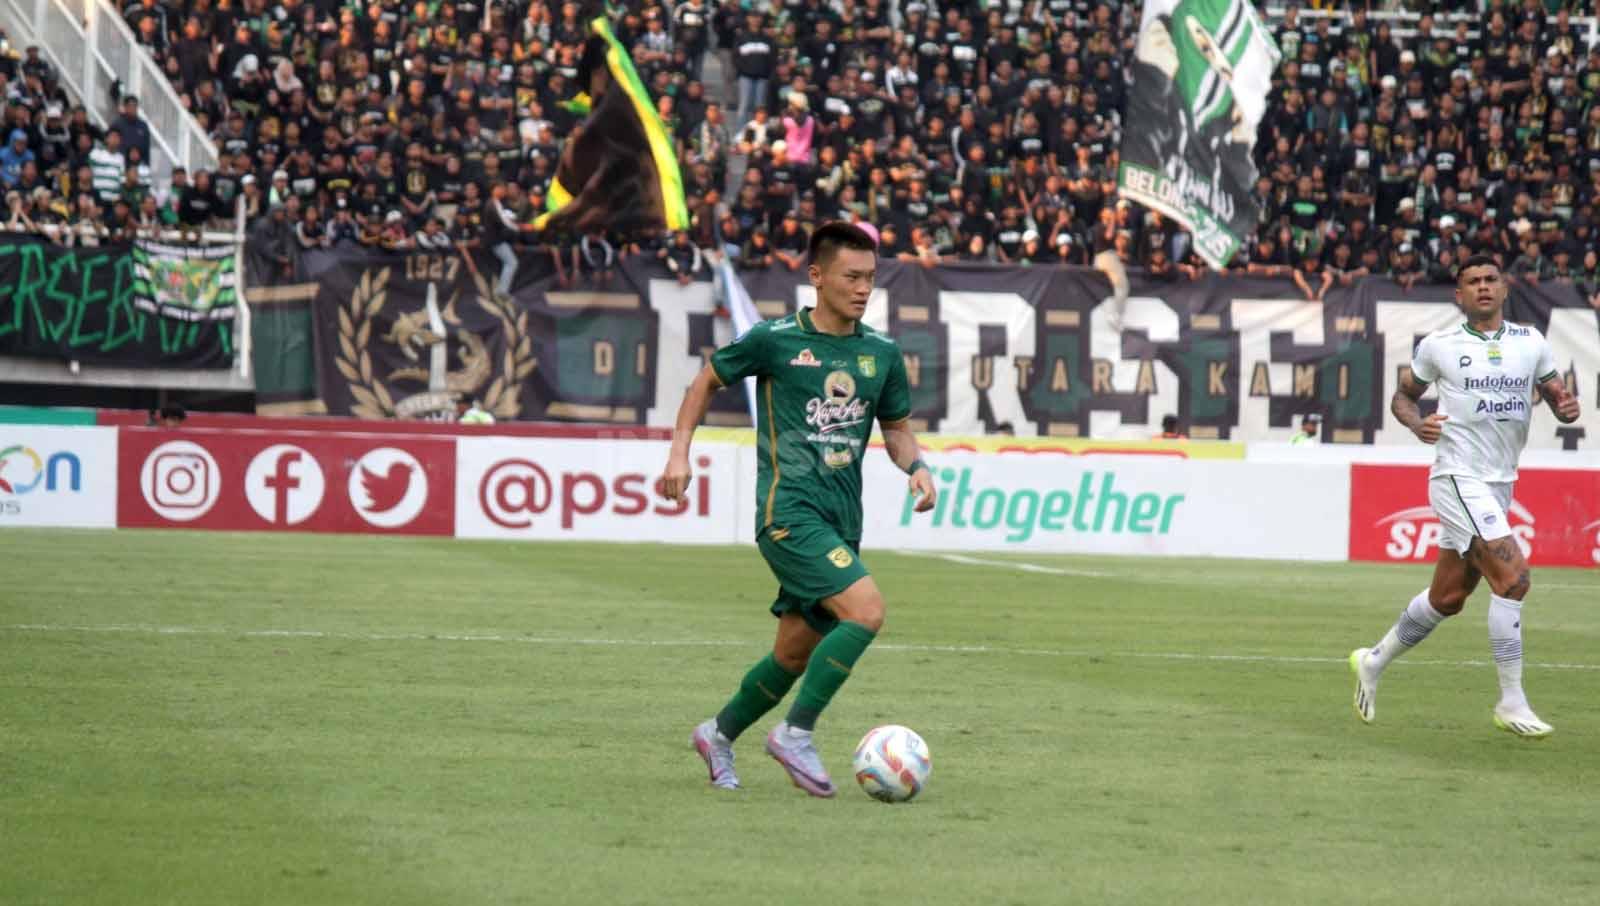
[894,550,1111,578]
[7,623,1600,672]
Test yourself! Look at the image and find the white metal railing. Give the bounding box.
[1262,7,1599,53]
[0,0,218,189]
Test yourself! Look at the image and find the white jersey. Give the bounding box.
[1411,320,1557,483]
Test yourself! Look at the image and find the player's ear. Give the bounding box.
[808,263,822,287]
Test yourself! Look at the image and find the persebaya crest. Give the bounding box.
[334,266,538,420]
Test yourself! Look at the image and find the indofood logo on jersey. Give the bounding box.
[1464,374,1531,416]
[901,468,1185,542]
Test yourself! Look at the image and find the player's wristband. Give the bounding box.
[907,459,930,477]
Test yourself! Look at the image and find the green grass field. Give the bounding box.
[4,528,1599,905]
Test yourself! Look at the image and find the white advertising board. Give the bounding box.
[455,437,740,543]
[858,453,1350,561]
[0,425,117,528]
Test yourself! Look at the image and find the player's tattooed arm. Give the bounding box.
[1537,376,1581,424]
[1392,369,1446,444]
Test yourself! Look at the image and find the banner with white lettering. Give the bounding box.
[286,247,1598,450]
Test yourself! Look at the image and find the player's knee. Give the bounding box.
[1429,589,1468,616]
[836,596,885,633]
[1501,570,1531,601]
[772,646,809,674]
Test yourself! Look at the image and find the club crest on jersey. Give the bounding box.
[1487,342,1502,366]
[858,355,877,378]
[789,348,821,367]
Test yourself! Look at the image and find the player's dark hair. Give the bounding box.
[808,221,876,269]
[1456,253,1501,283]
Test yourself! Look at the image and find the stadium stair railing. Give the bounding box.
[0,0,218,187]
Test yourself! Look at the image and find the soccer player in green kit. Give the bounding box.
[660,221,937,797]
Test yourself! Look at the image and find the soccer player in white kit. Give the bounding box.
[1350,254,1581,738]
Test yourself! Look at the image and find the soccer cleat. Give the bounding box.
[1493,705,1554,740]
[764,722,836,798]
[691,719,740,790]
[1350,648,1380,724]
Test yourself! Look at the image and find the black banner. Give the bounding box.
[292,246,1598,449]
[0,234,234,368]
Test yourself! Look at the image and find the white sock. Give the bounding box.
[1369,590,1446,671]
[1488,594,1527,710]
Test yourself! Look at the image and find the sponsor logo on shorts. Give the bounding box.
[789,348,821,367]
[827,545,854,568]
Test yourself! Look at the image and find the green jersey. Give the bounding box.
[710,307,912,541]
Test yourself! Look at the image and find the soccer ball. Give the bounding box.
[852,725,931,803]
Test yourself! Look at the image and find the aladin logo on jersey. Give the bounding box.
[348,447,429,528]
[903,468,1185,542]
[1375,501,1535,560]
[789,348,821,367]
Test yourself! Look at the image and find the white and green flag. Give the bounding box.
[1118,0,1280,269]
[130,240,239,323]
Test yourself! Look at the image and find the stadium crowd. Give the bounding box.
[1,2,1600,304]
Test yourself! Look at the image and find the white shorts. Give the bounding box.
[1429,475,1514,553]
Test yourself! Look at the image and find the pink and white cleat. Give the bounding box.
[692,719,740,790]
[764,722,836,798]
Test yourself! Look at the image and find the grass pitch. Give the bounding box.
[4,528,1599,905]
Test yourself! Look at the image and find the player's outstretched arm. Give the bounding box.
[661,364,722,501]
[881,417,936,513]
[1392,370,1446,444]
[1538,376,1582,424]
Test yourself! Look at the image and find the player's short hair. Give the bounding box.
[1456,253,1501,283]
[808,221,877,269]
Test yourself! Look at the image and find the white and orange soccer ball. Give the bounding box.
[852,725,931,803]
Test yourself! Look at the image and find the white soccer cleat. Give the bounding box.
[1349,648,1380,724]
[692,718,741,789]
[1493,705,1554,740]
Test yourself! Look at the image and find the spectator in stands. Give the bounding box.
[110,95,150,162]
[660,229,704,286]
[88,130,125,209]
[0,129,33,188]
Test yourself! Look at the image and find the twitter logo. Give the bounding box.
[348,448,428,528]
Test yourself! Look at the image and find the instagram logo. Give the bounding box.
[141,440,221,521]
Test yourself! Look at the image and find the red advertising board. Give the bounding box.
[1350,464,1600,567]
[117,428,455,535]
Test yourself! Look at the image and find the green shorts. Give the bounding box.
[756,522,870,635]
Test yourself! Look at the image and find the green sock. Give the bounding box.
[714,653,801,741]
[786,621,877,731]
